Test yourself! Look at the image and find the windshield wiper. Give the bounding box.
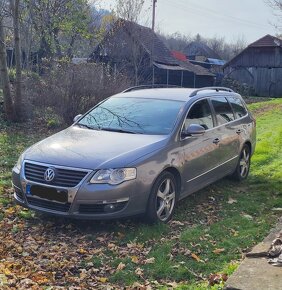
[76,124,98,130]
[100,127,140,134]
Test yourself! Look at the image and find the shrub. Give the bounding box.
[23,62,131,124]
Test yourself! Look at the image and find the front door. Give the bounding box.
[180,98,221,197]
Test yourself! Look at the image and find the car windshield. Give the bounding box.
[78,97,185,135]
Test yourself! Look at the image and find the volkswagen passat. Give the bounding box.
[12,87,256,223]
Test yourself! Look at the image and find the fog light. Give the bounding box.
[104,204,116,213]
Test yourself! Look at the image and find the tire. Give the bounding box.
[231,144,251,181]
[146,171,178,223]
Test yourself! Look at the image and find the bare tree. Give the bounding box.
[114,1,148,85]
[115,0,145,23]
[10,0,22,120]
[266,0,282,30]
[0,1,15,120]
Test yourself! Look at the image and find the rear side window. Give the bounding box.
[211,97,235,125]
[185,99,214,130]
[228,97,248,119]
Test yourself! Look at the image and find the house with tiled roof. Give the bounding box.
[89,19,214,88]
[223,34,282,97]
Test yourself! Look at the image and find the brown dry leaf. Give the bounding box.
[31,272,53,285]
[213,248,225,255]
[5,207,15,215]
[117,262,126,271]
[131,281,145,289]
[231,229,239,236]
[131,256,139,264]
[170,220,185,226]
[166,281,178,288]
[144,257,155,264]
[191,253,201,262]
[78,248,87,254]
[135,267,143,276]
[97,277,108,283]
[227,197,237,204]
[96,236,105,242]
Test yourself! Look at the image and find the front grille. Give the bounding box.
[15,191,24,201]
[24,162,89,187]
[27,197,71,212]
[79,202,127,214]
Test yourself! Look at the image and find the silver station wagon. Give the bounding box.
[12,87,256,223]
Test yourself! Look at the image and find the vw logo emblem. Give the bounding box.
[44,168,55,182]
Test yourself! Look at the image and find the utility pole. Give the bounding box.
[152,0,157,32]
[152,0,157,85]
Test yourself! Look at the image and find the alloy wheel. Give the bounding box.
[239,147,250,178]
[155,178,176,222]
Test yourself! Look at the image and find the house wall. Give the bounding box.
[153,67,214,88]
[225,67,282,97]
[229,47,282,68]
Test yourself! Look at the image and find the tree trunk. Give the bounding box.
[0,17,15,121]
[11,0,22,120]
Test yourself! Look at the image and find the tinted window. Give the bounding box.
[78,97,184,135]
[185,99,214,130]
[211,97,235,125]
[228,97,248,119]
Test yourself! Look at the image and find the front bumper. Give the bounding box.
[12,163,148,220]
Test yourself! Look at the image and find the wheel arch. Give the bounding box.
[243,141,252,155]
[162,166,182,196]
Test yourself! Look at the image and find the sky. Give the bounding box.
[95,0,279,44]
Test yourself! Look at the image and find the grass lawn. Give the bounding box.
[0,98,281,289]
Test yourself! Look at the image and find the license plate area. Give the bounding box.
[27,185,68,203]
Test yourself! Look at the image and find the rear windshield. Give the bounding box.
[78,97,185,135]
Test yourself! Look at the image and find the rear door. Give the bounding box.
[209,96,240,174]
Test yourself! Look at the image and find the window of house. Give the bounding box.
[184,99,214,130]
[228,97,248,119]
[211,97,235,125]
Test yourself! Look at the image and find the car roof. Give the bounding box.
[112,88,236,102]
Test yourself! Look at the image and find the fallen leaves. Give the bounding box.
[191,253,201,262]
[227,197,237,204]
[116,262,126,271]
[213,248,225,255]
[208,273,228,286]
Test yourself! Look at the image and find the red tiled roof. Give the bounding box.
[171,50,187,62]
[249,34,281,48]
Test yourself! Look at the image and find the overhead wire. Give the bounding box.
[161,0,270,32]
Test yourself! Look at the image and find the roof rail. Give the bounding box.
[189,87,234,97]
[122,84,182,93]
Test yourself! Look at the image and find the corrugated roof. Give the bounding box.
[249,34,282,48]
[207,58,226,66]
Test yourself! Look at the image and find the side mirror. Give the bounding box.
[73,114,83,123]
[182,124,205,138]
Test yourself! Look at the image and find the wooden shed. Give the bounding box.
[89,19,214,88]
[223,35,282,97]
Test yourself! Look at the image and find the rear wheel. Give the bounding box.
[231,145,251,181]
[146,172,177,223]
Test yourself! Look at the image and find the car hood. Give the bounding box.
[24,126,168,169]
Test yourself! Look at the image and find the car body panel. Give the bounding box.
[12,87,256,220]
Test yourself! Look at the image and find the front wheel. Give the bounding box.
[231,145,251,181]
[146,172,177,223]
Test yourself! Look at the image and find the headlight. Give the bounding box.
[14,153,24,174]
[90,168,137,185]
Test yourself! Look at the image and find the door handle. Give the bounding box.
[213,138,220,144]
[236,129,242,134]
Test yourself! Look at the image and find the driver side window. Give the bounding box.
[185,99,214,130]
